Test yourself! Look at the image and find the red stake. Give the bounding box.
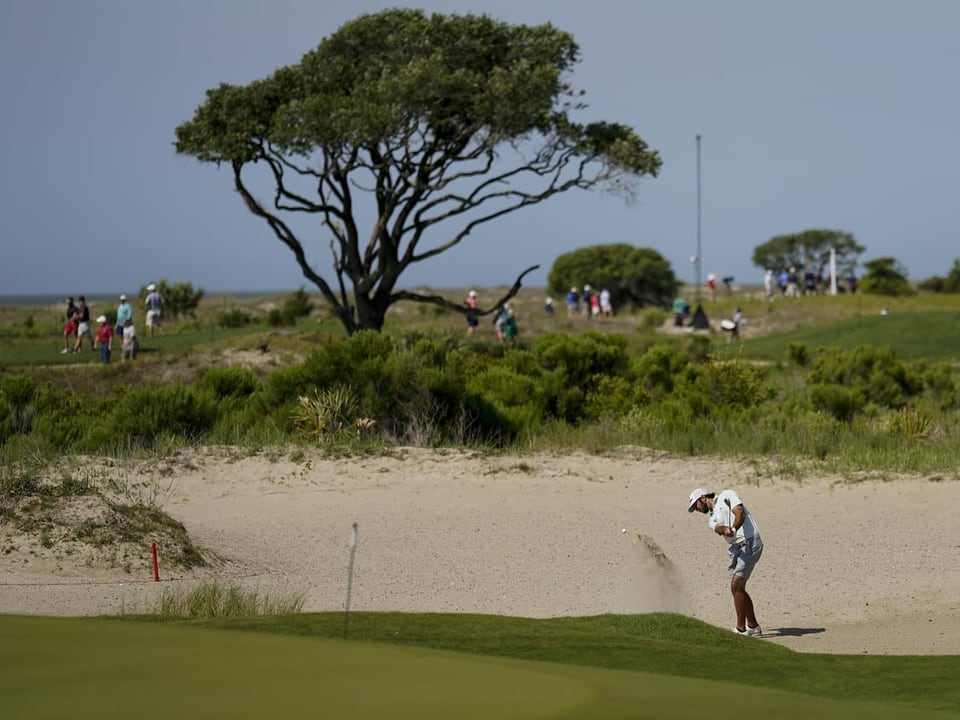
[151,542,160,582]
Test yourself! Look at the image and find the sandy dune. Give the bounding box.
[2,449,958,655]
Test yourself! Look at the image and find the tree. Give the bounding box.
[751,229,864,279]
[139,280,204,320]
[174,9,661,335]
[548,244,677,310]
[859,257,915,297]
[918,259,960,293]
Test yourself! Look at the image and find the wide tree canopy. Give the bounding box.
[548,244,677,310]
[175,9,661,334]
[859,257,915,297]
[751,229,864,279]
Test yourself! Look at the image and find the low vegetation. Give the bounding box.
[2,286,960,477]
[146,581,305,618]
[2,285,960,571]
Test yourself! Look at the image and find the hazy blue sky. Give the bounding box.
[2,0,957,296]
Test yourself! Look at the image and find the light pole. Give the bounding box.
[695,134,702,301]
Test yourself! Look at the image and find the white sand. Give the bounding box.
[2,449,958,655]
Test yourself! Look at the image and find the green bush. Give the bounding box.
[584,375,639,419]
[197,367,260,399]
[632,345,693,399]
[787,342,809,367]
[807,346,924,408]
[281,287,314,326]
[0,375,39,437]
[692,361,777,410]
[216,308,252,328]
[807,383,866,423]
[108,385,214,446]
[465,366,545,441]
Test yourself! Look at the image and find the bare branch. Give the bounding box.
[391,265,540,316]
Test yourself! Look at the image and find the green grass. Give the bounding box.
[148,581,306,617]
[738,310,960,361]
[3,613,956,719]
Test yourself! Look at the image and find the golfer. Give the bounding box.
[687,487,763,636]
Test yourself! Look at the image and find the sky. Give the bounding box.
[2,0,958,296]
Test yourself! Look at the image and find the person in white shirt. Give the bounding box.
[144,283,164,337]
[121,318,139,362]
[688,487,764,636]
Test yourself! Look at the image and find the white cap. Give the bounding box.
[468,290,477,297]
[687,488,711,513]
[119,294,127,301]
[96,315,107,323]
[147,284,156,291]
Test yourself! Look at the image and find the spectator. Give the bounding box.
[61,297,79,354]
[763,269,774,300]
[672,296,689,327]
[144,283,164,337]
[544,296,554,315]
[731,307,742,340]
[785,267,801,297]
[493,305,508,344]
[121,318,138,362]
[503,303,519,345]
[847,272,858,294]
[581,285,592,320]
[94,315,113,364]
[599,288,613,317]
[707,272,717,301]
[115,294,133,340]
[464,290,479,337]
[73,295,94,353]
[565,287,579,317]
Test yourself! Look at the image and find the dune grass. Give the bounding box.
[4,613,956,719]
[146,581,306,618]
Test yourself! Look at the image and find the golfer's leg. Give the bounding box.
[731,576,748,630]
[741,582,758,628]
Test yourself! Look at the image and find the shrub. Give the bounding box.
[692,361,777,410]
[584,375,641,419]
[807,383,865,423]
[632,345,693,399]
[109,385,213,445]
[281,287,314,326]
[465,366,545,441]
[807,345,924,408]
[0,375,39,436]
[216,308,252,328]
[787,342,809,367]
[197,367,260,399]
[291,385,359,441]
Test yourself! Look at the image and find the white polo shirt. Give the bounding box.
[707,489,761,546]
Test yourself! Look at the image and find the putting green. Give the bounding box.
[2,615,591,719]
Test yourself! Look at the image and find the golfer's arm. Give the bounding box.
[731,505,745,531]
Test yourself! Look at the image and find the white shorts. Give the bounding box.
[77,322,91,337]
[146,309,162,326]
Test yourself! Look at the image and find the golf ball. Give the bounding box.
[621,528,627,533]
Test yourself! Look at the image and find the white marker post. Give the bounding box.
[343,522,358,640]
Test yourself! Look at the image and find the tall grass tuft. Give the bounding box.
[150,581,305,618]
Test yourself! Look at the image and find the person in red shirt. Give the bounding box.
[94,315,114,364]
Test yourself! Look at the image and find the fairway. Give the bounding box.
[0,615,952,720]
